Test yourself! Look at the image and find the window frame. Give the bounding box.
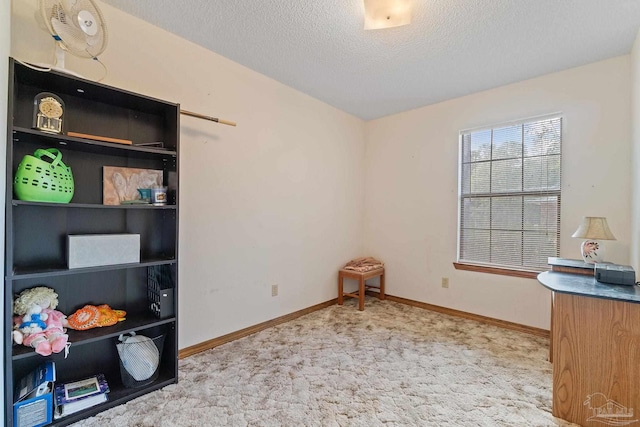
[455,114,562,276]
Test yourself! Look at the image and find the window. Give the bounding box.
[457,115,561,272]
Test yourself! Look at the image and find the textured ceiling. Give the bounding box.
[100,0,640,120]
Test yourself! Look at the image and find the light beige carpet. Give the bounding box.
[73,298,578,427]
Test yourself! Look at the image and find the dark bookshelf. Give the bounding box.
[4,58,179,426]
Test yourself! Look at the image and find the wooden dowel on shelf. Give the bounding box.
[180,109,237,127]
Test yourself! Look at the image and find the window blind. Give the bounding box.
[458,115,562,271]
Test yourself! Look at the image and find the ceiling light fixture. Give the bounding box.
[363,0,412,30]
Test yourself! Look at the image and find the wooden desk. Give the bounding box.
[538,271,640,426]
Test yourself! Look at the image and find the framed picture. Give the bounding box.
[103,166,163,205]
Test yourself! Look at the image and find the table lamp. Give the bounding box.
[571,216,616,264]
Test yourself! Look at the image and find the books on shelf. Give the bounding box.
[53,373,109,419]
[547,257,596,276]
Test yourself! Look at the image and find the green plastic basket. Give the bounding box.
[14,148,74,203]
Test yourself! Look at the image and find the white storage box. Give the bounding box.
[68,234,140,269]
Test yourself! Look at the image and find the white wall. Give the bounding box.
[631,30,640,273]
[363,57,632,329]
[7,0,636,343]
[10,1,366,349]
[1,0,10,422]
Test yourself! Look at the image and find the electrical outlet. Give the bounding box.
[441,277,449,288]
[272,284,278,296]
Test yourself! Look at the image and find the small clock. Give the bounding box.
[33,92,65,134]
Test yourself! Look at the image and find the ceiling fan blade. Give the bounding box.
[51,15,91,54]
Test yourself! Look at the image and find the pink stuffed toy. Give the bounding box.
[12,286,69,356]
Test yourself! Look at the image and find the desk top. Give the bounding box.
[537,270,640,304]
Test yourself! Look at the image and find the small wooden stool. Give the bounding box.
[338,267,385,311]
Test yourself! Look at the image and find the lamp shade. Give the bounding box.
[571,217,616,241]
[363,0,412,30]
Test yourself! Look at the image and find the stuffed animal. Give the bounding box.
[13,286,69,356]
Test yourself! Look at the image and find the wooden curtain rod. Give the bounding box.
[180,109,237,127]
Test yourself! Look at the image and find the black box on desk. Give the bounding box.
[14,361,55,427]
[595,263,636,286]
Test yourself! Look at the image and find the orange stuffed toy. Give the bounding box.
[67,304,126,330]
